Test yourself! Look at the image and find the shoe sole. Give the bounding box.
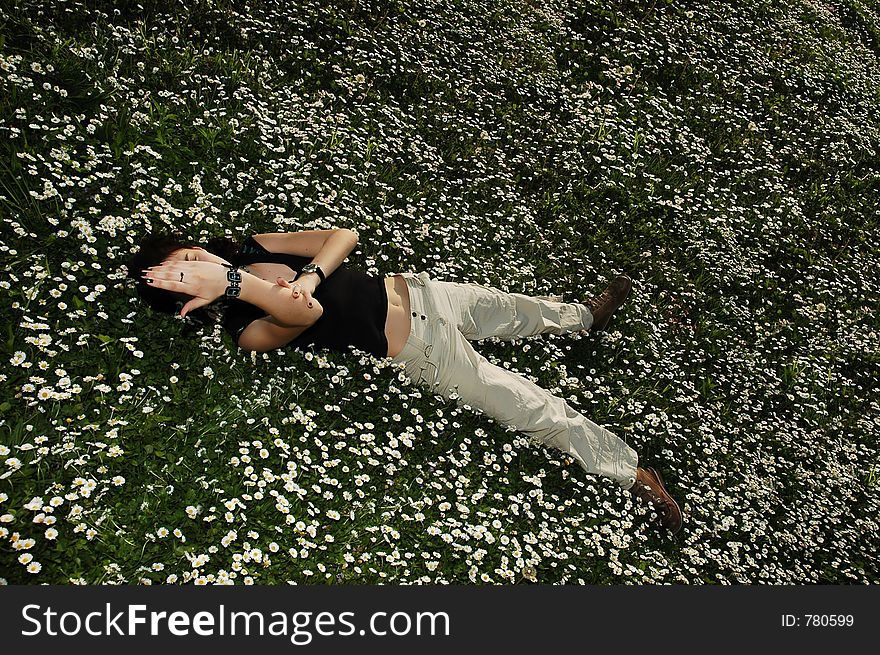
[646,467,683,535]
[591,275,633,332]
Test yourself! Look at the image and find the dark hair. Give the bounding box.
[125,231,241,327]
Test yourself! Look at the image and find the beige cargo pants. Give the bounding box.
[390,271,638,489]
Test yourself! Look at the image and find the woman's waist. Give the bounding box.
[384,274,412,316]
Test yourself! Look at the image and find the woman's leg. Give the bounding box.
[427,279,593,341]
[392,272,636,485]
[410,318,638,487]
[392,272,680,529]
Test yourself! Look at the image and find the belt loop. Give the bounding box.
[402,272,425,286]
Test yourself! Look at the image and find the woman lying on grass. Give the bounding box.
[127,228,683,533]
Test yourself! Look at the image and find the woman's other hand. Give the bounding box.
[276,276,317,309]
[141,261,228,317]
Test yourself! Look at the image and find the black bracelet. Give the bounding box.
[221,263,242,298]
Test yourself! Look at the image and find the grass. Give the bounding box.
[0,0,877,584]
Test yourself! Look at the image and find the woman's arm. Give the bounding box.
[253,229,359,264]
[141,261,323,327]
[237,315,309,353]
[237,271,324,327]
[255,229,358,289]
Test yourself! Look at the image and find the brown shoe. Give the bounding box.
[631,467,683,534]
[585,274,632,332]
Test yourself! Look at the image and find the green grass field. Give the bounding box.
[0,0,878,584]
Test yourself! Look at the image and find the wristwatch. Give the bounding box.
[221,263,242,298]
[297,263,325,283]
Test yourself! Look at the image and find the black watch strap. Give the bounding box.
[298,263,325,283]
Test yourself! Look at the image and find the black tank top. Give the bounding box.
[222,235,390,358]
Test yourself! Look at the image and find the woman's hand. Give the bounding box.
[141,261,229,317]
[275,275,318,309]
